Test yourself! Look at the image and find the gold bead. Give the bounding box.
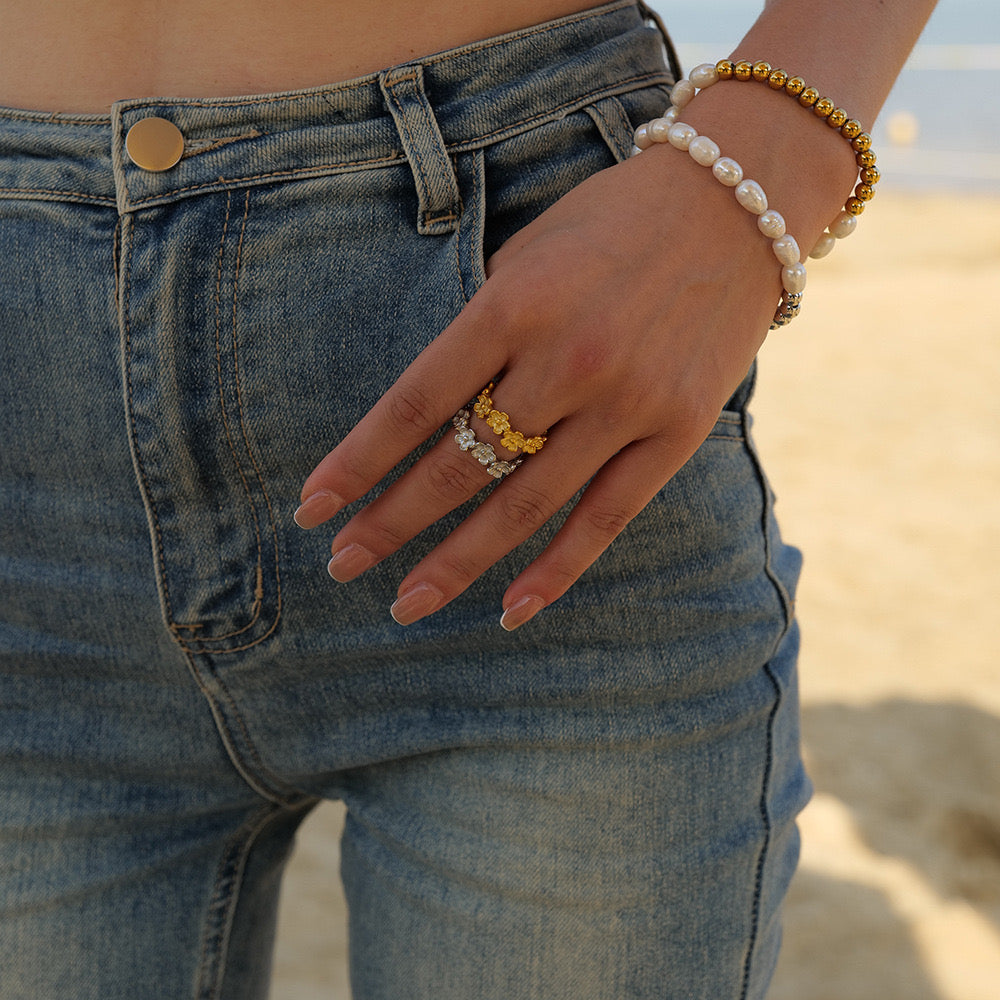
[768,68,788,90]
[522,437,546,455]
[784,76,806,96]
[813,97,834,118]
[501,430,525,451]
[716,59,735,80]
[826,108,848,128]
[846,197,865,216]
[854,182,875,202]
[861,165,881,185]
[798,86,820,107]
[841,119,863,139]
[752,61,772,81]
[734,60,753,81]
[851,132,873,152]
[856,149,877,169]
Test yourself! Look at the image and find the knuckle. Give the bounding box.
[385,383,436,435]
[492,483,551,533]
[422,453,483,503]
[579,498,635,541]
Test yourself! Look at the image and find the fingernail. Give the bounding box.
[390,583,444,626]
[327,544,376,583]
[499,595,545,632]
[294,490,345,529]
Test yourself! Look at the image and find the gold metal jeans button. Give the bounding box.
[125,117,184,171]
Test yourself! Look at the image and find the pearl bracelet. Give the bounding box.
[662,60,880,259]
[632,118,805,330]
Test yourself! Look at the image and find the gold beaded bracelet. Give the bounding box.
[713,59,879,219]
[473,383,547,455]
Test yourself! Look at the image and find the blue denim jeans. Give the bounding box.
[0,2,809,997]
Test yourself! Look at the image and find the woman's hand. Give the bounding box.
[295,144,782,629]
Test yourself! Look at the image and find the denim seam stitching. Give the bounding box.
[119,73,666,210]
[121,215,181,628]
[382,68,462,232]
[187,651,302,804]
[0,187,116,204]
[170,188,283,646]
[738,406,796,999]
[195,803,294,999]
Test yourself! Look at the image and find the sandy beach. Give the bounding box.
[270,192,1000,999]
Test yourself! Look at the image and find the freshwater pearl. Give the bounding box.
[829,211,858,239]
[670,79,697,108]
[757,210,786,239]
[735,179,768,214]
[772,234,801,266]
[689,63,719,89]
[781,263,807,294]
[647,117,673,143]
[663,106,680,124]
[688,135,721,166]
[667,122,697,150]
[711,156,743,186]
[633,123,653,150]
[809,232,837,259]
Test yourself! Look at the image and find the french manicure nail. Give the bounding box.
[499,595,545,632]
[327,544,376,583]
[390,583,444,626]
[293,490,345,529]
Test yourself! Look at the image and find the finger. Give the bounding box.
[296,294,512,526]
[325,379,561,578]
[325,422,514,581]
[386,419,622,624]
[497,433,700,630]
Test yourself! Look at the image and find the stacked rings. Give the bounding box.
[473,383,547,454]
[452,409,522,479]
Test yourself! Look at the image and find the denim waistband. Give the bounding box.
[0,0,674,214]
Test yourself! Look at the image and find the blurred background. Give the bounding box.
[271,3,1000,997]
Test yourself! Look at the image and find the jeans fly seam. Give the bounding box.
[229,188,284,641]
[198,188,274,645]
[120,214,179,628]
[186,650,302,805]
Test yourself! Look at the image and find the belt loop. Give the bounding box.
[379,64,462,235]
[637,0,683,83]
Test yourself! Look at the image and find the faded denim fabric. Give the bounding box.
[0,2,809,997]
